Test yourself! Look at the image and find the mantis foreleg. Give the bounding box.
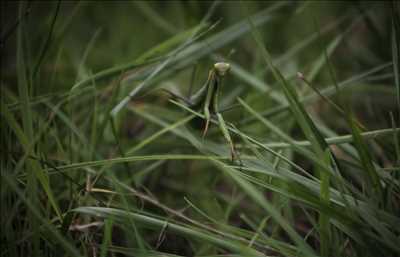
[202,71,215,137]
[212,78,238,161]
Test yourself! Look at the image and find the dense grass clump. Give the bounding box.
[1,1,399,257]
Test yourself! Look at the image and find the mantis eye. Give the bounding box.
[214,62,231,76]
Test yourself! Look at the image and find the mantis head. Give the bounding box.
[214,62,231,77]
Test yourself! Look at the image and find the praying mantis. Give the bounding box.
[161,62,239,161]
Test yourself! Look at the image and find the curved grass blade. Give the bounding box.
[74,206,266,257]
[212,159,318,257]
[242,4,334,255]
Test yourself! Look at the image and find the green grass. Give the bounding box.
[1,1,399,257]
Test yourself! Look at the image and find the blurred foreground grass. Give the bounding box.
[1,1,400,257]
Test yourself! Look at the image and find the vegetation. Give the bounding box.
[1,1,399,257]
